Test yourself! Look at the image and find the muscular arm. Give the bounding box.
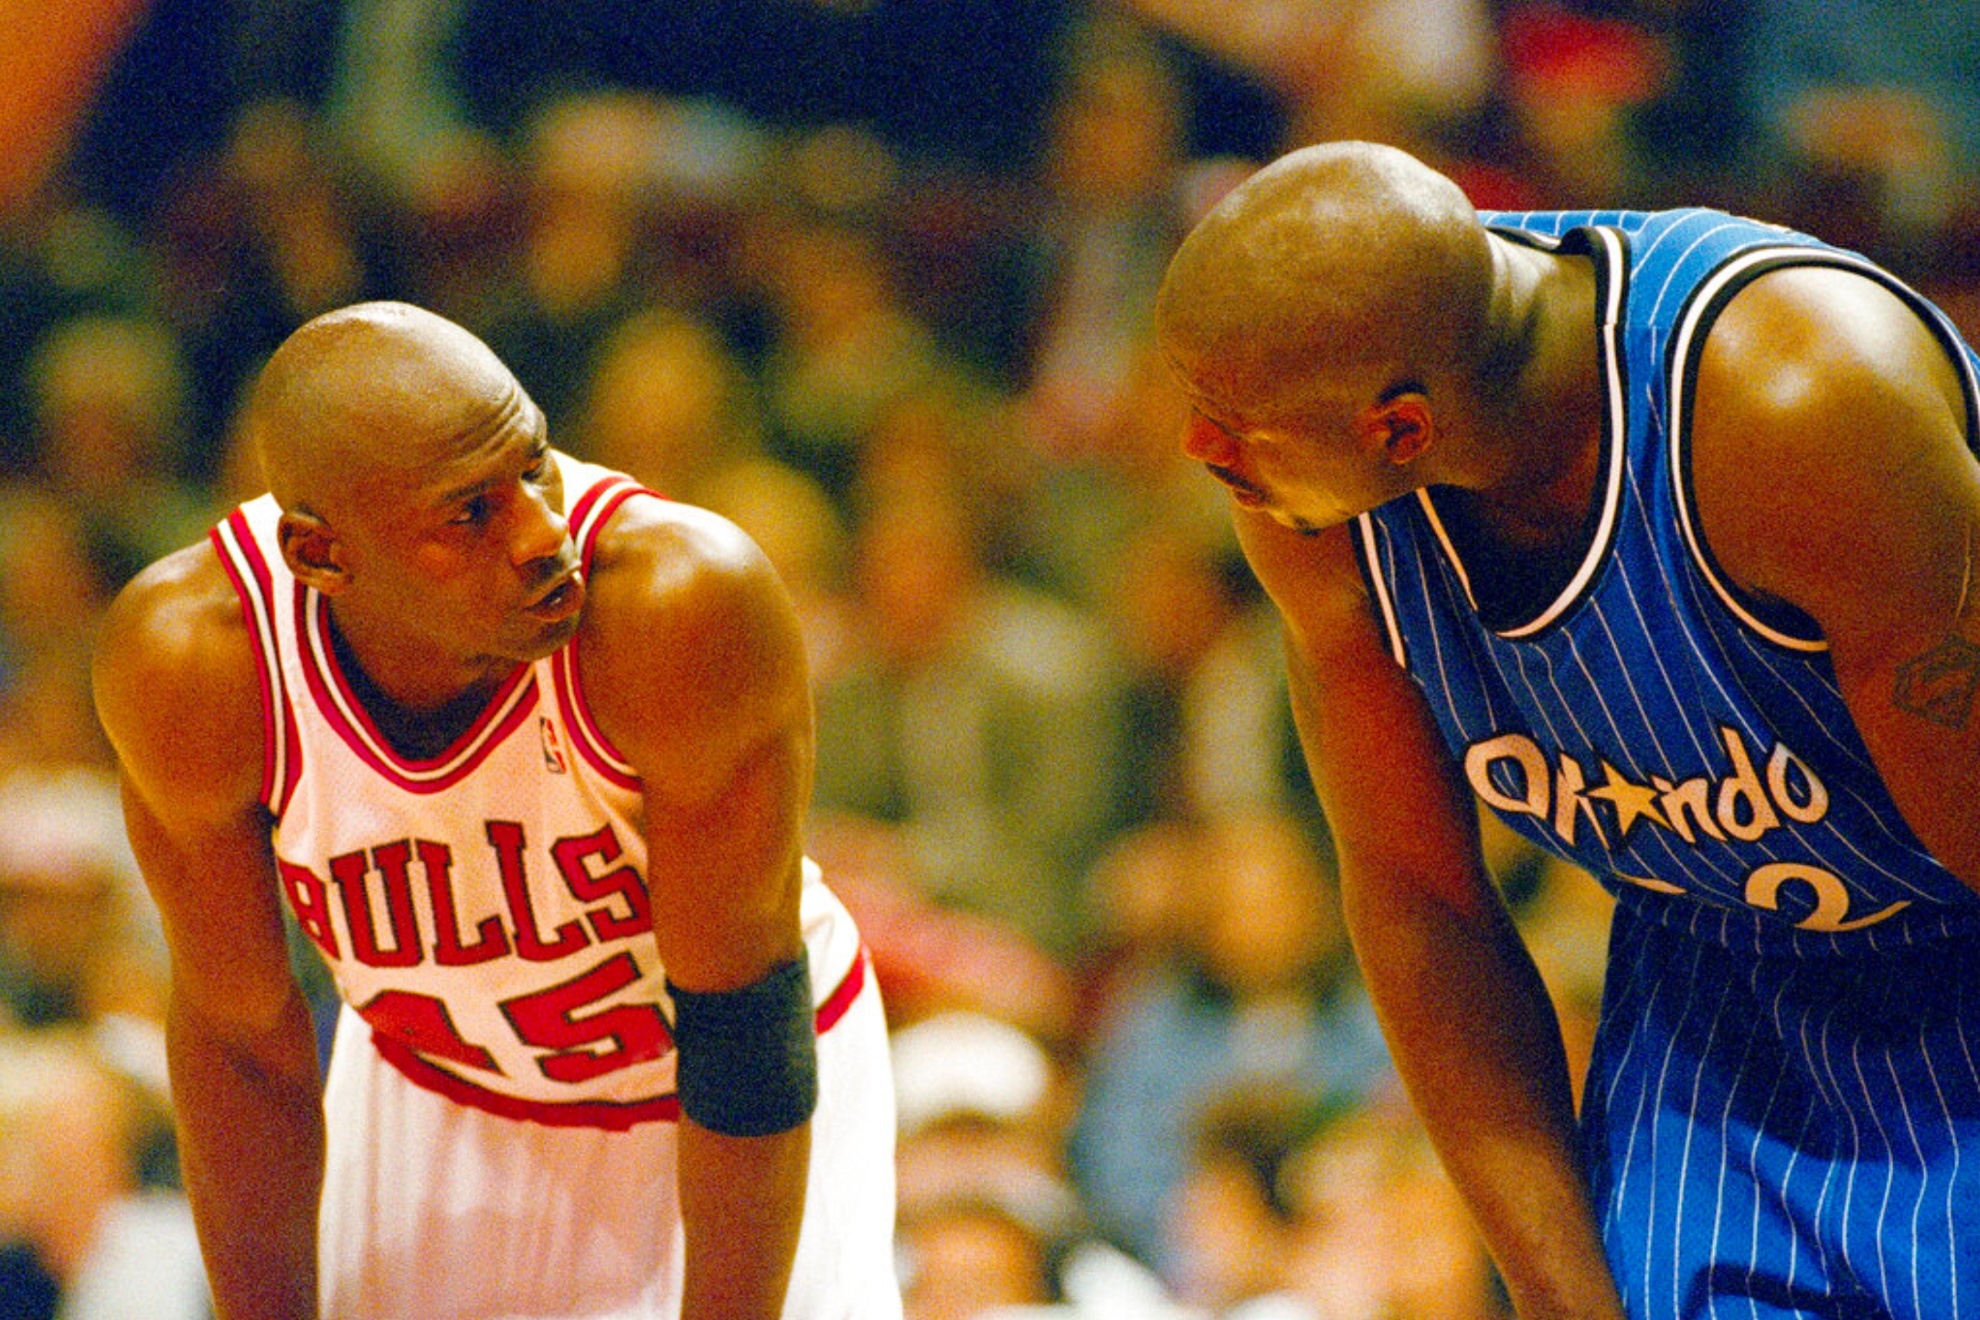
[92,545,324,1320]
[1694,266,1980,888]
[581,501,816,1320]
[1237,512,1626,1320]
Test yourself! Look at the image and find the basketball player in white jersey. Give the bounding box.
[92,302,903,1319]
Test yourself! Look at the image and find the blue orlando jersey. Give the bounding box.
[1353,208,1980,957]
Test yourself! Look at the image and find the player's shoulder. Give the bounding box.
[578,488,801,689]
[556,454,770,601]
[97,538,252,687]
[574,486,809,776]
[1689,262,1970,614]
[1706,259,1939,373]
[585,491,782,620]
[94,537,266,800]
[1696,261,1962,476]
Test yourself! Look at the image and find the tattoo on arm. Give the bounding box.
[1894,635,1980,729]
[1895,522,1980,729]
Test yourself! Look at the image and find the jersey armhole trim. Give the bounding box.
[556,473,665,788]
[1663,248,1927,654]
[209,510,302,814]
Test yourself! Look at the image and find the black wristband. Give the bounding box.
[666,952,819,1137]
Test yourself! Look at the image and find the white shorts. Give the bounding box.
[316,965,902,1320]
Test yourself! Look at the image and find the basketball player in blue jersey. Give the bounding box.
[91,303,903,1319]
[1154,142,1980,1319]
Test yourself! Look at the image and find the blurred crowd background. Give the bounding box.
[2,1,1976,1317]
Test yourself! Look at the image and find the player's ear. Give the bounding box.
[1355,390,1434,466]
[278,510,351,595]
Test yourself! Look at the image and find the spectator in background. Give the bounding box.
[1065,817,1202,1050]
[1069,810,1391,1282]
[695,456,859,690]
[1733,0,1980,264]
[899,1196,1060,1320]
[1099,518,1305,831]
[891,1008,1217,1319]
[1105,0,1499,173]
[213,101,375,328]
[986,16,1250,617]
[567,303,766,504]
[1275,1096,1506,1320]
[0,771,166,1039]
[1016,14,1193,466]
[0,488,118,773]
[812,422,1124,960]
[0,1027,206,1320]
[1494,2,1680,207]
[892,1011,1086,1319]
[323,0,488,213]
[745,204,960,502]
[1162,1081,1327,1317]
[22,313,211,584]
[147,98,382,463]
[0,200,155,481]
[473,89,677,431]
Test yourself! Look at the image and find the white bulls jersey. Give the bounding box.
[211,454,867,1124]
[207,457,902,1320]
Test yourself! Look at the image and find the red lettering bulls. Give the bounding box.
[276,822,650,970]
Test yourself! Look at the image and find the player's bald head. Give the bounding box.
[247,302,523,517]
[1156,141,1494,416]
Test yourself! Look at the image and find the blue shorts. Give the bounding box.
[1582,908,1980,1320]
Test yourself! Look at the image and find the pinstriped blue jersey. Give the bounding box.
[1353,208,1980,958]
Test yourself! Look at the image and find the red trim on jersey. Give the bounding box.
[815,945,868,1034]
[210,511,304,814]
[371,1032,683,1130]
[574,483,655,575]
[550,648,640,790]
[552,473,662,787]
[565,474,652,552]
[295,587,540,794]
[369,947,870,1129]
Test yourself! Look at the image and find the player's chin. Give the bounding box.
[503,611,583,662]
[1245,502,1323,537]
[1267,495,1358,537]
[506,576,586,657]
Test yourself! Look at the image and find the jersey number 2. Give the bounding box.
[356,952,673,1082]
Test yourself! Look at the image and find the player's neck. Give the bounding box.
[323,606,514,759]
[1462,245,1605,550]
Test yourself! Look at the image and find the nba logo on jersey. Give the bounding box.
[539,716,569,774]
